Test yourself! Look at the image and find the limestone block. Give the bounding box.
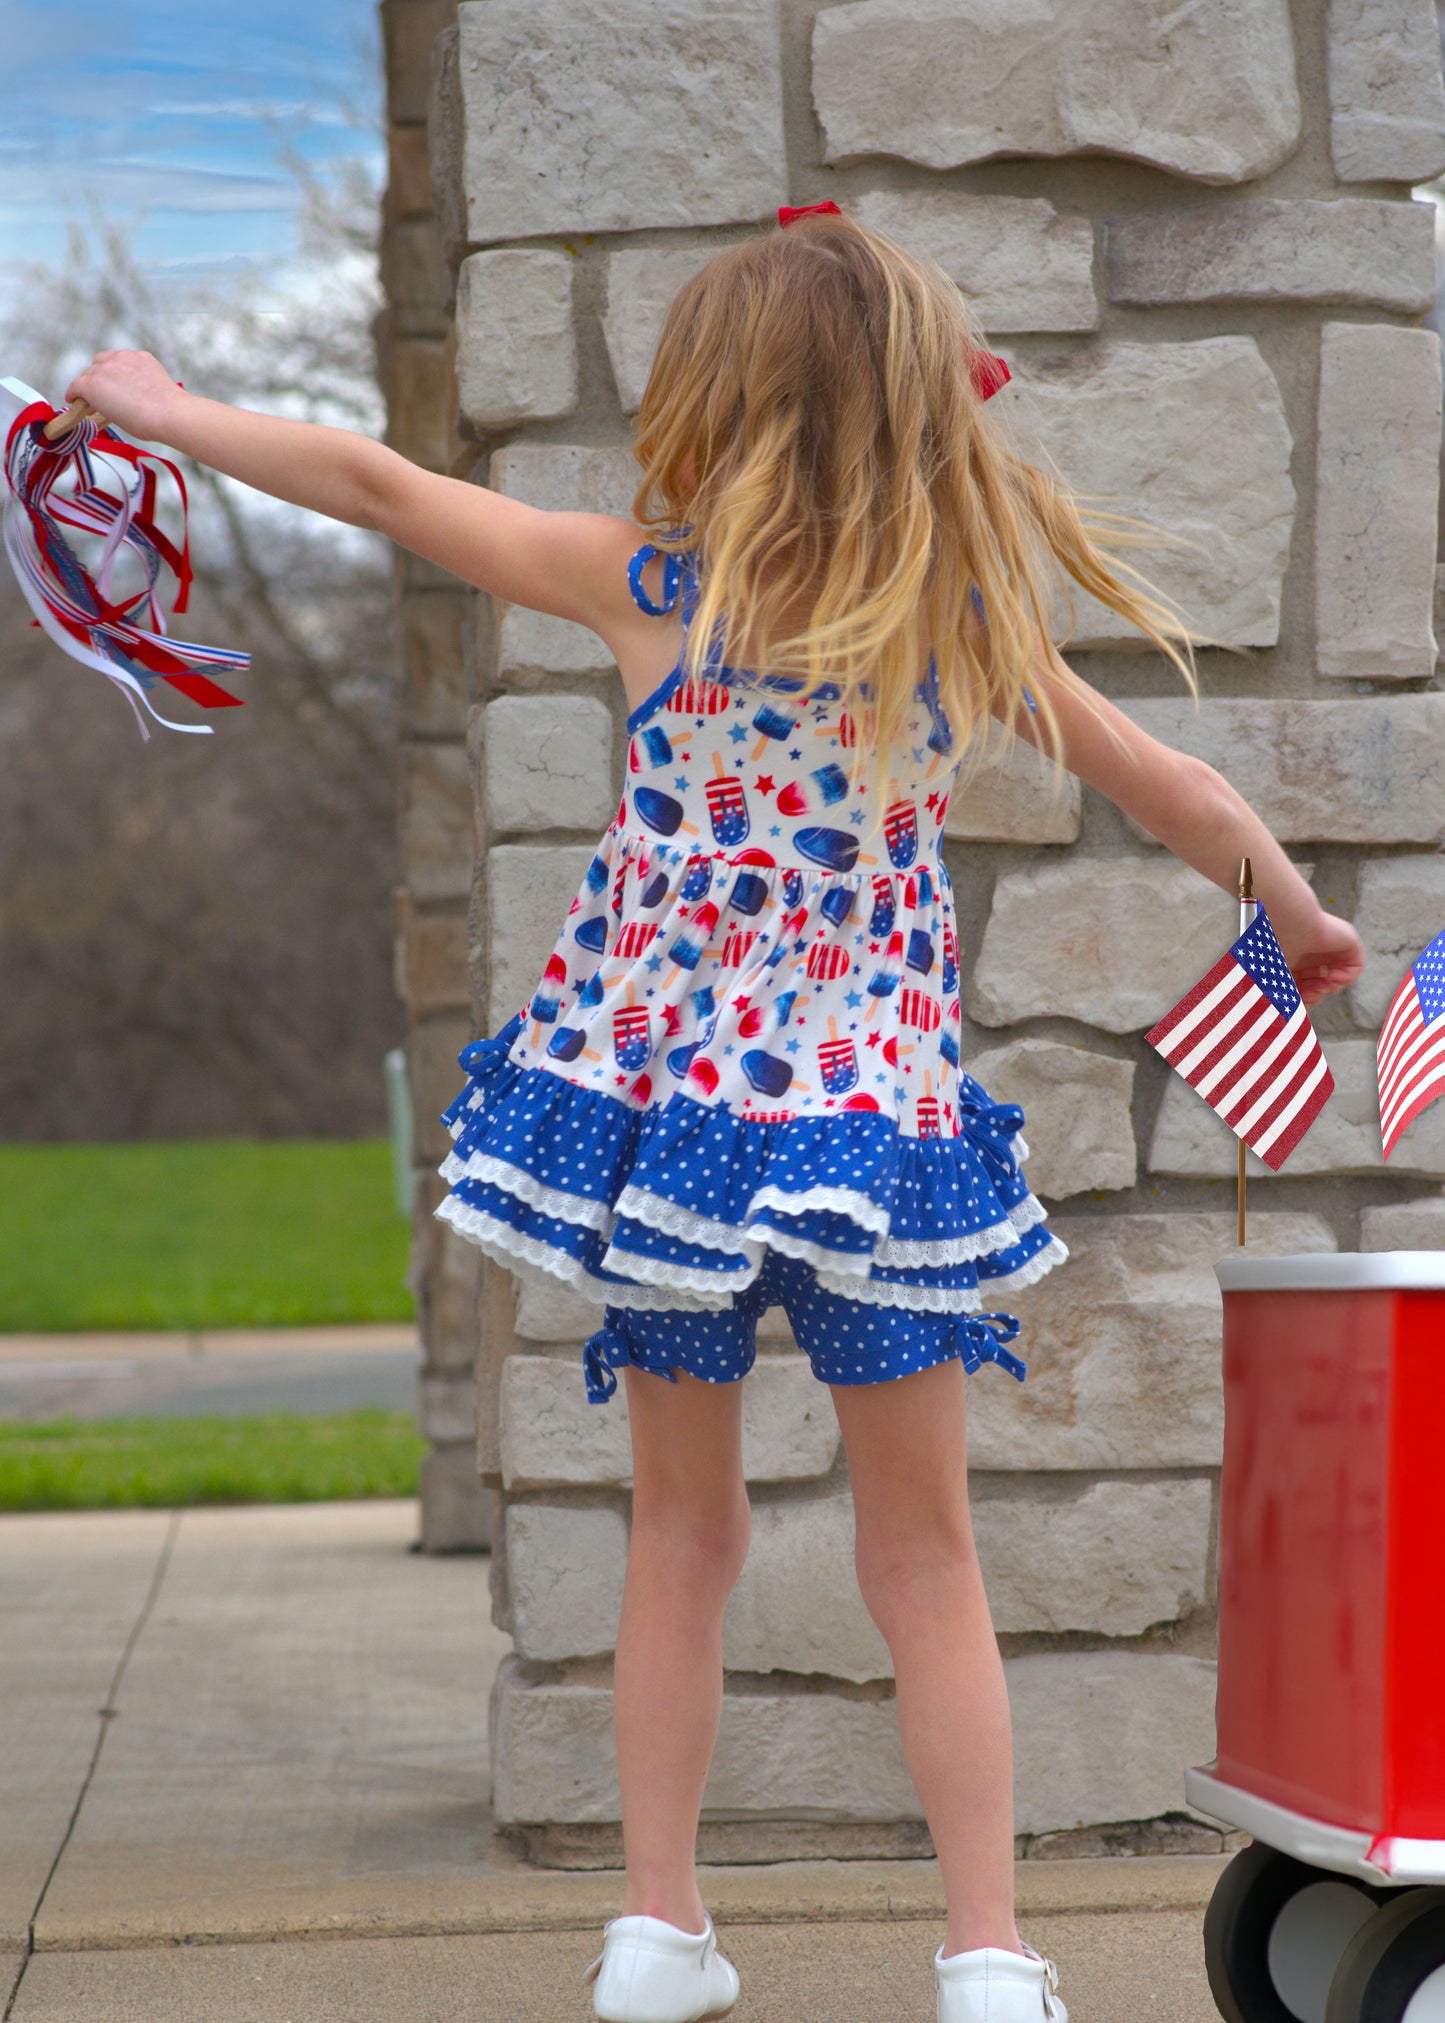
[965,1039,1136,1197]
[499,1354,631,1490]
[381,217,449,333]
[1007,1652,1218,1836]
[1328,0,1445,182]
[999,339,1294,650]
[968,859,1239,1034]
[491,1658,917,1823]
[454,251,577,431]
[506,1504,629,1662]
[1105,197,1435,311]
[722,1479,1209,1680]
[977,1479,1212,1637]
[382,336,454,473]
[407,1016,473,1166]
[414,1207,482,1371]
[386,124,433,221]
[944,734,1082,845]
[965,1212,1336,1470]
[399,591,471,738]
[499,1353,841,1488]
[453,0,785,243]
[1315,324,1441,682]
[398,741,474,903]
[603,248,716,415]
[382,0,453,125]
[490,446,638,680]
[812,0,1300,185]
[854,191,1097,333]
[1360,1196,1445,1250]
[418,1441,491,1553]
[483,696,616,835]
[491,444,639,521]
[515,1276,603,1343]
[417,1373,476,1444]
[1150,1039,1445,1179]
[1121,698,1445,846]
[723,1496,891,1682]
[486,845,596,1032]
[393,898,470,1018]
[1351,854,1445,1027]
[491,1648,1217,1831]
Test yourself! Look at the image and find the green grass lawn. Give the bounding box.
[0,1410,425,1512]
[0,1139,413,1333]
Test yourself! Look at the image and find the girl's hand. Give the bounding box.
[64,350,185,442]
[1281,909,1365,1007]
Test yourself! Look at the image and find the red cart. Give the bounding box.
[1191,1252,1445,2023]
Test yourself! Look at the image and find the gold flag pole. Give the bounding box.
[1237,856,1255,1247]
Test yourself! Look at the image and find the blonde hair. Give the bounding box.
[631,210,1195,769]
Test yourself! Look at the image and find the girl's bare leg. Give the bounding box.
[831,1358,1022,1959]
[614,1366,751,1934]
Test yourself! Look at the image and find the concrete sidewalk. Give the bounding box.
[0,1502,1225,2022]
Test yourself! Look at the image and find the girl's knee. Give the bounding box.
[631,1486,752,1593]
[853,1512,980,1632]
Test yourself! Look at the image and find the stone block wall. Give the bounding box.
[379,0,491,1552]
[381,0,1445,1841]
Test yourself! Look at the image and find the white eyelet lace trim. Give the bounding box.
[738,1223,873,1276]
[746,1183,891,1235]
[977,1235,1069,1294]
[599,1241,764,1295]
[438,1150,616,1233]
[612,1183,1050,1273]
[816,1236,1066,1311]
[874,1211,1028,1269]
[612,1185,757,1254]
[434,1196,722,1310]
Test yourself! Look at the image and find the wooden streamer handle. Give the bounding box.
[42,397,106,442]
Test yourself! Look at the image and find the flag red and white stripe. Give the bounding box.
[1377,930,1445,1160]
[1146,906,1334,1173]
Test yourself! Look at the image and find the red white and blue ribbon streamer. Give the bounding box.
[1,375,249,738]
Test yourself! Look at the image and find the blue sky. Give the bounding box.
[0,0,383,278]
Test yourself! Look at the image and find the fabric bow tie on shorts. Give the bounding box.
[776,202,1012,403]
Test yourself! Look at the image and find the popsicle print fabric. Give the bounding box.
[436,548,1066,1316]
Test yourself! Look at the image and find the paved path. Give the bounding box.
[0,1502,1225,2023]
[0,1324,420,1421]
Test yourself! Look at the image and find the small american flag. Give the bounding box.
[1146,905,1334,1172]
[1377,929,1445,1161]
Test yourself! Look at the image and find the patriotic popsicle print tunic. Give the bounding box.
[437,547,1065,1323]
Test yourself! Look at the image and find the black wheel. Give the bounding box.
[1325,1888,1445,2023]
[1204,1844,1397,2023]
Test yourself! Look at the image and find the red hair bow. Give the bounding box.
[778,201,842,227]
[776,202,1011,403]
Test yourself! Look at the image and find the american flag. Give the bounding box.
[1377,929,1445,1161]
[1146,905,1334,1172]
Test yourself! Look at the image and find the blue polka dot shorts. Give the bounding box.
[583,1251,1024,1400]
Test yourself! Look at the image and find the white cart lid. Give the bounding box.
[1216,1250,1445,1292]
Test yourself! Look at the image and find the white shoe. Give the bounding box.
[935,1941,1067,2022]
[585,1914,740,2023]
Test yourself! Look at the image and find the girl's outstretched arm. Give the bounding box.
[64,350,644,639]
[1009,643,1364,1006]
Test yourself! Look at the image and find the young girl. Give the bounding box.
[71,206,1363,2023]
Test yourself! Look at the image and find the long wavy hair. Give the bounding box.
[631,209,1195,769]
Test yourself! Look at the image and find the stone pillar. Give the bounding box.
[394,0,1445,1846]
[378,0,491,1552]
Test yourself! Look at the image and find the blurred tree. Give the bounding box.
[0,156,405,1139]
